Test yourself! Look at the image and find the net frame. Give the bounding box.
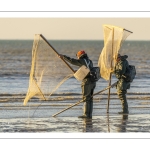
[98,24,132,81]
[23,34,75,106]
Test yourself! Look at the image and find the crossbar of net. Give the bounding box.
[23,34,74,105]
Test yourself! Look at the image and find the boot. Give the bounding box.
[88,101,93,118]
[118,111,129,114]
[78,115,88,118]
[118,90,129,114]
[78,102,91,118]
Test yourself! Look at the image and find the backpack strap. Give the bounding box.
[84,59,91,69]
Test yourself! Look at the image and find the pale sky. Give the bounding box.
[0,18,150,40]
[1,0,150,40]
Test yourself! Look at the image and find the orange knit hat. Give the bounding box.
[76,50,86,58]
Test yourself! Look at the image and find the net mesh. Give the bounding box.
[23,34,74,105]
[98,25,132,81]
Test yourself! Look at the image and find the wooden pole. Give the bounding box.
[52,99,84,117]
[107,28,114,113]
[107,73,112,113]
[52,81,117,117]
[40,34,75,73]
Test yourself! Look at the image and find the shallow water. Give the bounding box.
[0,40,150,95]
[0,93,150,133]
[0,40,150,133]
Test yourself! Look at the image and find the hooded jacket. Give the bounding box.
[114,55,130,79]
[114,55,130,90]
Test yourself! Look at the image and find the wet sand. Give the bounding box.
[0,94,150,133]
[0,114,150,133]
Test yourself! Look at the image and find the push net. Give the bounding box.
[23,34,74,105]
[98,25,132,81]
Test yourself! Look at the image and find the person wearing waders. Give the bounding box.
[58,50,96,118]
[114,54,130,114]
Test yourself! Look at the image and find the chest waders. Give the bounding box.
[62,55,96,118]
[117,89,129,114]
[115,59,130,114]
[78,59,96,118]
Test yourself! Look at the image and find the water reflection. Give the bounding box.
[107,114,110,132]
[83,118,93,132]
[117,114,128,132]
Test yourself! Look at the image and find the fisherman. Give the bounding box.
[58,50,96,118]
[113,53,130,114]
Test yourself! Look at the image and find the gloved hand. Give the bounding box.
[58,54,64,59]
[110,68,114,73]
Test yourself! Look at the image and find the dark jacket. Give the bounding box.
[63,54,93,68]
[114,55,130,90]
[63,54,95,85]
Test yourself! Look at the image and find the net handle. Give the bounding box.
[52,81,117,117]
[40,34,75,73]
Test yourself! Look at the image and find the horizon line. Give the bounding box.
[0,39,149,41]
